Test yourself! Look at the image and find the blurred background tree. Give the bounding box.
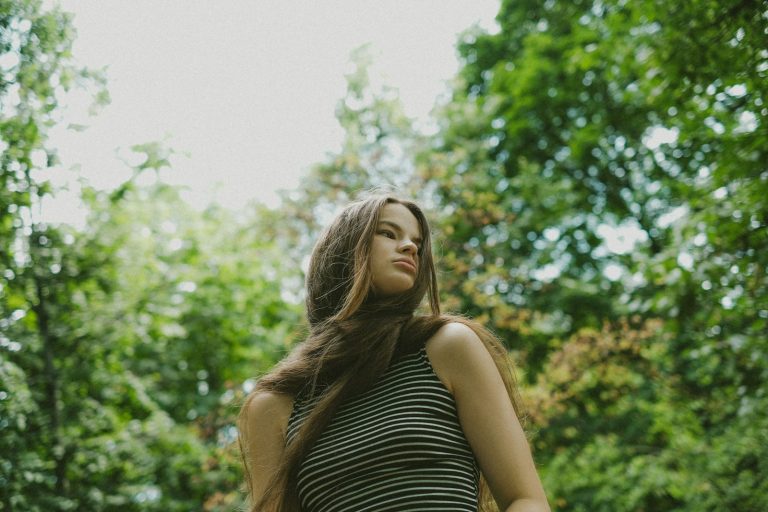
[424,0,767,509]
[1,2,300,509]
[1,0,766,510]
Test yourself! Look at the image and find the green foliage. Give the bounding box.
[433,0,768,509]
[1,2,300,509]
[0,359,48,510]
[0,168,304,509]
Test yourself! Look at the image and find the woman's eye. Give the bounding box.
[378,230,395,239]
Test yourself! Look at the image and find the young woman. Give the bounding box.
[238,194,550,512]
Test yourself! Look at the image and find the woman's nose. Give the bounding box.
[400,240,418,254]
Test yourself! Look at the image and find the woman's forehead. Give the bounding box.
[378,203,421,237]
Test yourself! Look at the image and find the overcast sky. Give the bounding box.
[44,0,500,224]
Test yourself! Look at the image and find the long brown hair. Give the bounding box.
[238,194,524,511]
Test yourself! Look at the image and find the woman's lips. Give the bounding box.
[393,260,417,274]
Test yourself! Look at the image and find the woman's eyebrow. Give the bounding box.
[378,220,423,244]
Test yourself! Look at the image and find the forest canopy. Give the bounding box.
[1,0,766,510]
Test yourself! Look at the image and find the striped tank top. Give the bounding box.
[286,346,480,512]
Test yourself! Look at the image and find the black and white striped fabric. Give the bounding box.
[286,346,480,512]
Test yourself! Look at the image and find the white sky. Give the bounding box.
[45,0,500,225]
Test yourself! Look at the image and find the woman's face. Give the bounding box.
[369,203,423,297]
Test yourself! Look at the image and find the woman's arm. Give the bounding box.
[239,391,293,503]
[426,322,551,512]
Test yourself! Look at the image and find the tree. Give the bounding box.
[1,0,109,507]
[426,0,768,509]
[1,2,300,509]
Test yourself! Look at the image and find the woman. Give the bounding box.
[238,194,550,512]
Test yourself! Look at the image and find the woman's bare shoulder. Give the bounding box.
[424,321,484,394]
[239,391,294,500]
[242,391,294,434]
[426,321,484,358]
